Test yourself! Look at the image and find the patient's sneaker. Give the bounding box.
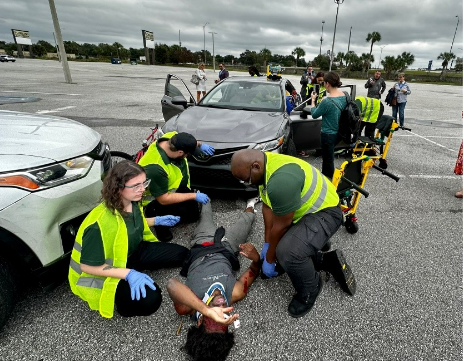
[246,196,261,211]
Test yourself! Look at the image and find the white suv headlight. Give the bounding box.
[253,136,284,152]
[0,156,94,191]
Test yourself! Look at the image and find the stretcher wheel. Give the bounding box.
[345,217,359,234]
[379,158,388,169]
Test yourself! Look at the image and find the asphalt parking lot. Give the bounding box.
[0,59,462,361]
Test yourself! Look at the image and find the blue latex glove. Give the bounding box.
[125,269,156,301]
[154,215,180,227]
[199,143,215,156]
[260,243,270,260]
[262,259,278,278]
[195,192,210,204]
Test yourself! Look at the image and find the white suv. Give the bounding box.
[0,55,16,62]
[0,110,111,329]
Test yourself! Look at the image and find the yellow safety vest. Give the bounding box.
[259,153,340,223]
[138,131,190,199]
[306,85,326,102]
[68,202,157,318]
[355,96,381,123]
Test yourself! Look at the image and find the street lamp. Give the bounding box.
[209,31,217,72]
[203,22,209,65]
[329,0,344,71]
[449,15,460,69]
[319,21,325,56]
[378,45,385,69]
[347,26,352,54]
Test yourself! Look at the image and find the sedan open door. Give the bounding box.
[161,74,196,121]
[289,84,357,151]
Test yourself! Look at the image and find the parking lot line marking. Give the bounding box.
[407,130,458,153]
[369,174,459,179]
[36,106,76,114]
[1,90,81,96]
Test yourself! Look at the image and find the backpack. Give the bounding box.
[328,91,361,144]
[190,73,200,85]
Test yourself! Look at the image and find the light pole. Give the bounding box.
[378,45,385,69]
[48,0,72,83]
[449,15,460,69]
[347,26,352,54]
[329,0,344,71]
[319,21,325,56]
[203,22,209,65]
[209,31,217,72]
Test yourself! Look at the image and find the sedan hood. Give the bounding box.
[168,106,285,144]
[0,111,101,172]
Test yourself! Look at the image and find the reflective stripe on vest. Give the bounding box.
[356,96,380,123]
[259,153,339,223]
[138,131,190,198]
[68,202,157,318]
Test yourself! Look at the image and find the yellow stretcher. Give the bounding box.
[331,117,407,233]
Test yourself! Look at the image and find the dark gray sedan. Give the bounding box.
[160,74,354,191]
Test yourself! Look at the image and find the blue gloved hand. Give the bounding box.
[199,143,215,156]
[262,259,278,278]
[260,243,270,260]
[195,192,210,204]
[125,269,156,301]
[154,215,180,227]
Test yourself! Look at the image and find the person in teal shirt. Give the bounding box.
[310,71,347,179]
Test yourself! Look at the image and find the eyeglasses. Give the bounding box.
[239,166,253,186]
[122,179,151,191]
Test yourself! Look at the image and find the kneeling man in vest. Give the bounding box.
[167,197,261,361]
[231,150,356,318]
[138,131,215,242]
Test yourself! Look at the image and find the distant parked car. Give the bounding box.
[110,57,121,64]
[0,110,111,330]
[0,55,16,62]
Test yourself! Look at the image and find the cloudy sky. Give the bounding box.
[0,0,462,68]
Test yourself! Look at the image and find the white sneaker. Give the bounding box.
[246,196,261,210]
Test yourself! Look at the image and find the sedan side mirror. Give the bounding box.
[172,95,188,108]
[300,106,312,119]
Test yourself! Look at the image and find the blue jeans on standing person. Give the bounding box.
[392,102,406,127]
[321,132,341,179]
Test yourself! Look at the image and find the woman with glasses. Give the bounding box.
[69,160,188,318]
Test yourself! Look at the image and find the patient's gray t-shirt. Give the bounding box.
[186,253,236,320]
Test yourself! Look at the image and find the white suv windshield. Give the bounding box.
[200,82,283,111]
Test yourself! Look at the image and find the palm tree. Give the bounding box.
[292,47,305,67]
[437,52,456,80]
[361,53,374,73]
[345,51,357,71]
[259,48,272,67]
[398,52,415,72]
[381,56,398,78]
[336,52,345,68]
[366,32,381,72]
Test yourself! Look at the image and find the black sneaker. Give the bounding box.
[287,279,323,318]
[154,226,173,243]
[321,250,356,296]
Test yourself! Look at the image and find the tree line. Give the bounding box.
[1,30,461,78]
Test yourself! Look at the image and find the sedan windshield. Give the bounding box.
[200,81,283,112]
